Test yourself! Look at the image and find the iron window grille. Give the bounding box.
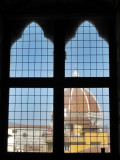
[0,15,117,160]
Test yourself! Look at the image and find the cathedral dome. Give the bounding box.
[64,67,102,127]
[64,88,101,113]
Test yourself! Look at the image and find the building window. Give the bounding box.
[64,88,110,153]
[64,21,110,153]
[65,21,109,77]
[64,145,70,152]
[10,22,54,77]
[1,15,115,160]
[7,22,54,152]
[8,89,53,152]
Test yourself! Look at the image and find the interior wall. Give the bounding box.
[0,0,120,159]
[0,16,3,152]
[116,2,120,156]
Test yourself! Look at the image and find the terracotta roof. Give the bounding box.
[65,116,91,124]
[84,88,100,112]
[24,145,42,152]
[64,88,100,113]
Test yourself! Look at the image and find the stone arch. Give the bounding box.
[10,19,54,46]
[65,19,109,44]
[65,20,109,77]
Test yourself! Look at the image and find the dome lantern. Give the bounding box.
[72,65,79,77]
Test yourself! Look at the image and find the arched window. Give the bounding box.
[10,22,54,77]
[8,22,54,152]
[0,6,117,159]
[65,21,109,77]
[64,21,110,153]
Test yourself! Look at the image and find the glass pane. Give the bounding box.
[65,21,109,77]
[64,88,110,153]
[8,88,53,152]
[10,22,54,77]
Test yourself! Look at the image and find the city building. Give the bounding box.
[7,68,110,153]
[8,125,52,152]
[47,69,110,153]
[64,69,110,153]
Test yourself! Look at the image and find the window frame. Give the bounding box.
[0,14,117,160]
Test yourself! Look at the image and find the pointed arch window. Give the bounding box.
[65,21,109,77]
[8,22,54,152]
[0,15,115,159]
[10,22,54,77]
[64,21,110,153]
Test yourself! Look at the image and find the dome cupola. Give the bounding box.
[64,66,103,128]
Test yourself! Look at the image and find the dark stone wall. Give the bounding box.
[0,0,120,159]
[116,2,120,156]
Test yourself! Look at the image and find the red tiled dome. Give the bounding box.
[64,68,102,127]
[64,88,100,113]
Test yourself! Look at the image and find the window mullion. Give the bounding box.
[53,21,65,154]
[63,77,110,88]
[8,78,55,88]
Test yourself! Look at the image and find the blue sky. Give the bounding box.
[9,88,53,126]
[10,21,109,78]
[8,87,109,129]
[10,22,53,77]
[65,21,109,77]
[9,21,110,129]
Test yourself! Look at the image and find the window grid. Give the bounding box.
[10,22,54,77]
[7,20,112,157]
[65,21,109,77]
[64,88,110,153]
[8,88,53,152]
